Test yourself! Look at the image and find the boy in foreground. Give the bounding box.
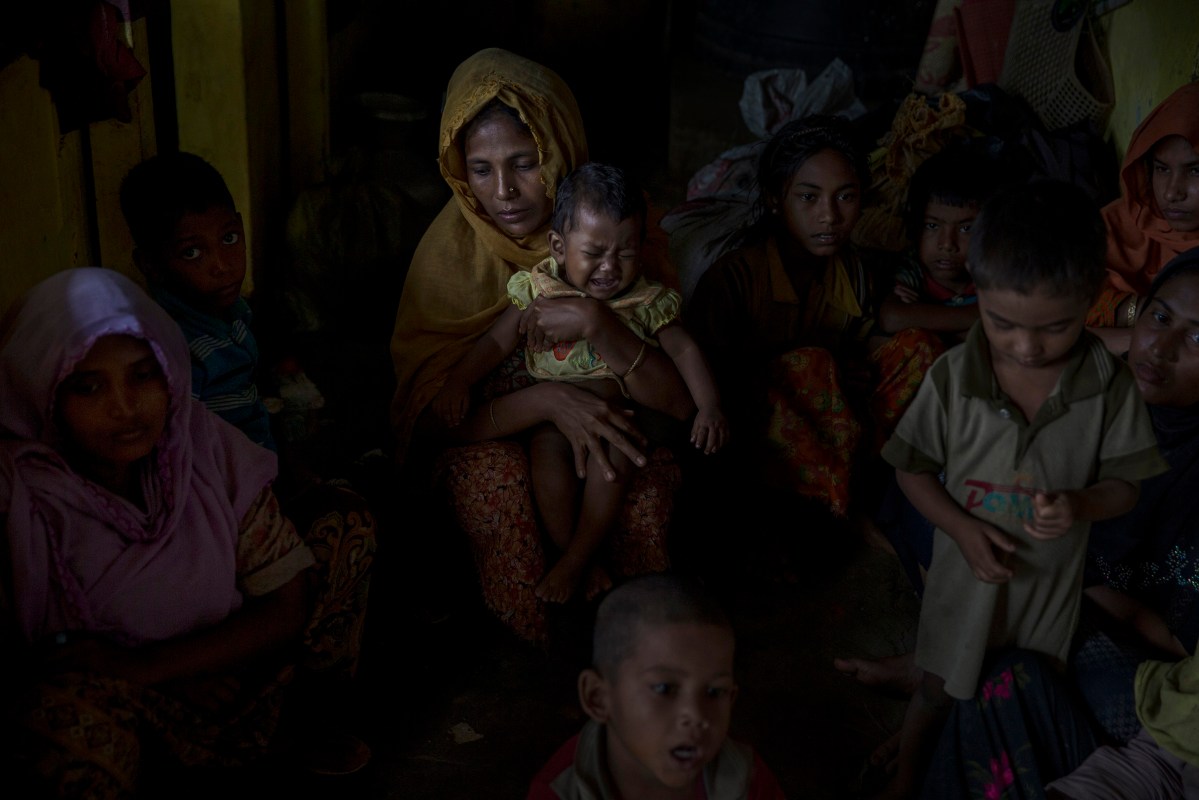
[527,574,785,799]
[874,180,1167,798]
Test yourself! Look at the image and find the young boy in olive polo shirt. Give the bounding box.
[875,180,1168,799]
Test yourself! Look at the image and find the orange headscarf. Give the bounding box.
[1101,82,1199,296]
[388,49,588,454]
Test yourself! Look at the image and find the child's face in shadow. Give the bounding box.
[975,284,1089,372]
[580,622,737,796]
[56,335,169,489]
[775,148,861,259]
[919,199,978,290]
[548,205,641,301]
[152,205,247,315]
[1150,135,1199,233]
[1128,272,1199,407]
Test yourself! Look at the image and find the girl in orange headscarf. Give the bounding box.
[1088,82,1199,351]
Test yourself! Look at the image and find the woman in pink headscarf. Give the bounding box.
[0,268,374,798]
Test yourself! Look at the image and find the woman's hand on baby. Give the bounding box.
[519,296,597,352]
[951,522,1016,583]
[1023,491,1075,539]
[893,283,920,304]
[545,384,647,481]
[432,380,471,428]
[691,406,729,454]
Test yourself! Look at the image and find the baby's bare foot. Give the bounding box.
[833,653,921,696]
[583,564,613,600]
[535,561,583,604]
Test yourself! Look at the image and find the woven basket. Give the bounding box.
[998,0,1114,131]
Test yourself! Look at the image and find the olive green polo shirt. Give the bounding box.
[883,323,1167,699]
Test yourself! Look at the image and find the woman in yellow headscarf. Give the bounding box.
[390,48,691,643]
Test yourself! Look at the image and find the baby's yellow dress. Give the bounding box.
[507,257,681,388]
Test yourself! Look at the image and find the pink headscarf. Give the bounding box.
[0,268,278,646]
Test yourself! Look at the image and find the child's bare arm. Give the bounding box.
[432,305,522,427]
[1085,585,1189,658]
[896,469,1016,583]
[657,323,728,454]
[879,294,979,335]
[1024,478,1139,540]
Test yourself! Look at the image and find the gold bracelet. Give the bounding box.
[488,399,501,433]
[1126,297,1137,327]
[623,341,647,379]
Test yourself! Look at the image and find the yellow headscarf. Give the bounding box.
[389,48,588,454]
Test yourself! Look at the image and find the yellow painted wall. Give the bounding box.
[172,0,257,291]
[0,19,156,314]
[171,0,329,296]
[91,20,158,277]
[286,0,330,191]
[1103,0,1199,158]
[0,56,92,312]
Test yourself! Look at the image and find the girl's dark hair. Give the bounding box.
[119,152,235,252]
[967,179,1107,300]
[753,114,870,226]
[904,144,1003,242]
[551,162,646,239]
[459,98,530,145]
[1144,245,1199,309]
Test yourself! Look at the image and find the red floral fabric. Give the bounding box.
[436,441,679,643]
[762,328,944,517]
[7,487,376,798]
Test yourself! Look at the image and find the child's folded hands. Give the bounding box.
[1023,491,1075,540]
[892,283,920,304]
[952,521,1016,583]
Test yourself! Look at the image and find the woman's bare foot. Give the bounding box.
[583,564,613,600]
[535,559,585,603]
[856,512,897,556]
[833,653,921,696]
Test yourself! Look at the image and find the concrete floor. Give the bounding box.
[188,38,928,800]
[352,520,920,800]
[171,506,919,800]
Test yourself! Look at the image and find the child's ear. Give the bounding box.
[548,229,566,261]
[578,668,611,723]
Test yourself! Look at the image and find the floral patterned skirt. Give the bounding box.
[7,486,376,800]
[762,328,944,516]
[923,650,1099,799]
[435,440,680,644]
